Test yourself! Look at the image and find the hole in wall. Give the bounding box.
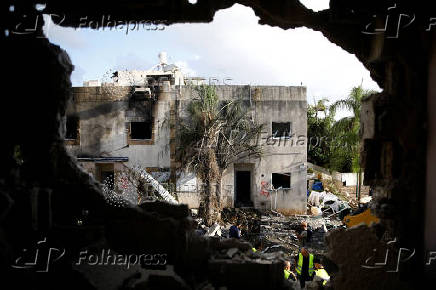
[42,2,381,212]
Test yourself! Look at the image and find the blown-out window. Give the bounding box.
[272,173,291,189]
[66,116,79,140]
[272,122,291,138]
[130,121,152,139]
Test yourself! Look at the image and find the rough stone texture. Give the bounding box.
[2,0,435,289]
[326,225,412,290]
[180,85,307,212]
[67,84,307,213]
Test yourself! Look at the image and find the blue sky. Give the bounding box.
[43,1,380,118]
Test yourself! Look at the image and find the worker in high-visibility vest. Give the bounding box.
[314,266,330,286]
[295,247,318,288]
[283,260,297,281]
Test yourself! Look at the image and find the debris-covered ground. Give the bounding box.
[259,211,344,259]
[190,175,373,290]
[194,206,346,262]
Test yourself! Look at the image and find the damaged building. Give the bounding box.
[3,0,436,289]
[65,54,307,214]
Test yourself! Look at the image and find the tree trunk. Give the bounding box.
[215,174,222,222]
[197,148,222,226]
[199,173,222,227]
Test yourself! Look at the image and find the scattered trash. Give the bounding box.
[359,196,372,203]
[191,206,345,264]
[205,223,222,237]
[310,206,322,216]
[226,247,239,258]
[343,208,380,228]
[312,181,324,192]
[221,208,261,234]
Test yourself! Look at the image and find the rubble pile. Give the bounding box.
[208,244,285,289]
[194,205,346,260]
[260,212,344,259]
[221,207,261,234]
[309,170,371,211]
[307,190,352,220]
[211,243,283,262]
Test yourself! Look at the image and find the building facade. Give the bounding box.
[65,77,307,214]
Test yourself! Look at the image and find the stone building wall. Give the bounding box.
[66,84,307,213]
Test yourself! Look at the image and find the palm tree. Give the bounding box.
[176,85,263,226]
[330,85,375,171]
[307,98,335,168]
[330,84,375,198]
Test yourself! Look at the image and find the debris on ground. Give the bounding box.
[260,211,345,259]
[192,205,347,260]
[343,208,380,228]
[307,190,352,220]
[310,206,322,216]
[221,207,261,234]
[205,223,221,237]
[359,196,372,204]
[185,165,377,289]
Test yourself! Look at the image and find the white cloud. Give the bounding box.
[163,4,380,100]
[175,61,197,77]
[43,15,87,49]
[114,53,153,71]
[71,65,86,86]
[298,0,330,12]
[45,3,381,108]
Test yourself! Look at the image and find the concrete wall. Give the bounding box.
[66,84,307,214]
[66,86,171,169]
[177,85,307,214]
[341,173,365,186]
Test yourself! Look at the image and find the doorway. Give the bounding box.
[235,170,252,207]
[96,163,115,189]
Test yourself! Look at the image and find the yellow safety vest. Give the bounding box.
[284,269,291,280]
[295,253,314,276]
[315,268,330,285]
[252,247,257,253]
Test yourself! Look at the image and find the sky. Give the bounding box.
[43,0,380,119]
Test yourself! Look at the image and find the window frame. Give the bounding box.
[65,115,80,145]
[271,172,291,189]
[271,122,292,140]
[127,120,154,145]
[130,121,153,140]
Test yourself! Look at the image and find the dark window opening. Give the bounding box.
[235,170,252,207]
[272,122,291,138]
[66,116,79,140]
[130,122,152,139]
[272,173,291,189]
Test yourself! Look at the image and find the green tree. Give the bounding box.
[329,85,375,172]
[176,85,263,225]
[307,99,335,168]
